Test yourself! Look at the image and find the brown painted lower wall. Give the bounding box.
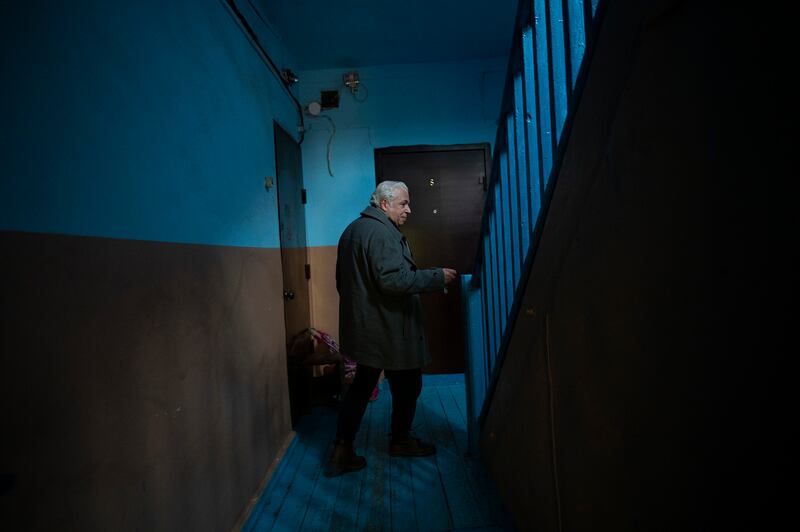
[308,245,340,342]
[0,231,291,531]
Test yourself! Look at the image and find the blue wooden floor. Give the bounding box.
[243,374,515,531]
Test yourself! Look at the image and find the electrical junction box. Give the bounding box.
[320,90,339,109]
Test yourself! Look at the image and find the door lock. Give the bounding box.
[283,290,295,301]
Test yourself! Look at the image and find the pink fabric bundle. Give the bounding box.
[310,328,380,401]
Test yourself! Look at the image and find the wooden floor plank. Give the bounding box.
[296,408,345,531]
[271,408,336,531]
[408,442,453,530]
[243,416,318,532]
[407,389,454,531]
[385,380,419,531]
[356,383,393,532]
[418,386,484,529]
[435,385,490,523]
[329,398,372,532]
[437,387,513,529]
[437,387,469,453]
[390,452,417,531]
[447,384,469,428]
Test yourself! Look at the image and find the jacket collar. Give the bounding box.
[361,205,416,266]
[361,205,401,235]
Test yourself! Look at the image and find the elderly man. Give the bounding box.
[325,180,458,477]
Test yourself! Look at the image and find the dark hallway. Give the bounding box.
[1,0,792,530]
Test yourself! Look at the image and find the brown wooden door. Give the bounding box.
[375,144,489,374]
[274,122,310,343]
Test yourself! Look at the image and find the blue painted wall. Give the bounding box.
[297,58,506,247]
[0,0,299,248]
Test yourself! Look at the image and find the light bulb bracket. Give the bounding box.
[343,71,360,94]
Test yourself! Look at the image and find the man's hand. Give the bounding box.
[442,268,458,284]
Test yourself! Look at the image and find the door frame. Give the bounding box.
[373,142,491,374]
[374,143,491,192]
[374,142,492,277]
[273,121,312,426]
[273,121,310,333]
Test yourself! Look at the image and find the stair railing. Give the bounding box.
[462,0,606,453]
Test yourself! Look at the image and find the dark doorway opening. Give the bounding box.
[274,122,312,425]
[375,144,489,374]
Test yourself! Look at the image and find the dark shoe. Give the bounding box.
[324,440,367,477]
[389,435,436,457]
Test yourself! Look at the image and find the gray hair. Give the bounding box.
[369,181,408,207]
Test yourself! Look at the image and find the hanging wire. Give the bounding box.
[318,114,336,177]
[352,83,369,103]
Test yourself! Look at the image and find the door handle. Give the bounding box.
[283,290,295,301]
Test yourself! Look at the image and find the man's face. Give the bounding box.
[380,187,411,226]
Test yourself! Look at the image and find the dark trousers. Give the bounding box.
[336,363,422,442]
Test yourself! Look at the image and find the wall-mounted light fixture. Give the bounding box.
[343,71,367,102]
[343,72,360,94]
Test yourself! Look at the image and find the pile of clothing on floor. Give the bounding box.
[309,328,381,402]
[286,328,381,421]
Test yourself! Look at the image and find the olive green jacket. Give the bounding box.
[336,206,445,370]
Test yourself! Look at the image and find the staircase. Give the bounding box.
[462,0,785,529]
